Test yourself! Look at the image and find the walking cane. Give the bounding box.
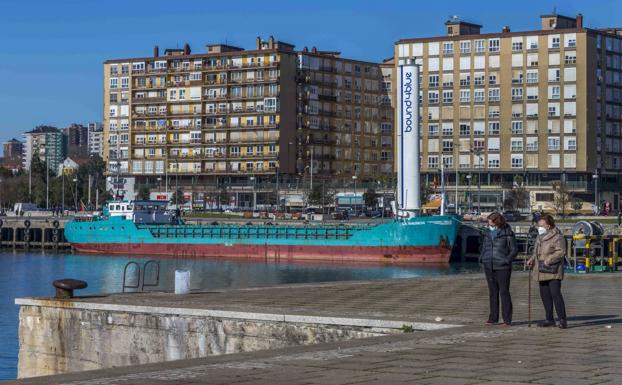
[528,264,532,327]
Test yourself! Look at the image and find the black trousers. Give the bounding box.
[484,269,513,323]
[539,279,567,321]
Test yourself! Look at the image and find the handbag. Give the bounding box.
[538,260,561,274]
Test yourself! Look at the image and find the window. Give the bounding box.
[474,73,485,86]
[474,89,485,103]
[511,138,523,151]
[428,91,439,104]
[442,90,453,103]
[110,78,118,89]
[488,39,500,52]
[442,122,453,136]
[527,53,538,67]
[459,123,470,136]
[511,155,523,169]
[488,155,500,168]
[459,74,470,86]
[548,103,559,117]
[549,86,560,99]
[474,39,485,53]
[512,41,523,52]
[488,88,500,102]
[442,42,453,55]
[565,34,576,48]
[442,139,453,152]
[473,121,485,135]
[428,124,439,136]
[511,88,523,101]
[460,41,470,54]
[460,90,470,103]
[527,137,538,151]
[527,36,538,50]
[548,68,560,82]
[565,52,577,64]
[429,75,439,87]
[442,57,453,71]
[488,122,500,135]
[526,71,538,84]
[548,137,560,151]
[442,74,453,87]
[565,137,577,150]
[428,156,439,168]
[489,73,497,85]
[550,36,560,49]
[511,121,523,134]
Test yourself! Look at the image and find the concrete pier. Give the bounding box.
[11,272,622,384]
[0,218,71,250]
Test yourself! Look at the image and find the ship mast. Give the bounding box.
[396,60,421,218]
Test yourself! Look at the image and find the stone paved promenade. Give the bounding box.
[7,272,622,385]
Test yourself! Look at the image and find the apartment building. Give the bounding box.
[66,123,89,160]
[296,48,393,181]
[103,37,393,203]
[395,14,622,211]
[87,122,104,158]
[2,138,23,171]
[22,126,66,171]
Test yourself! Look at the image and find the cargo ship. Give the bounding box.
[64,63,460,263]
[64,201,459,263]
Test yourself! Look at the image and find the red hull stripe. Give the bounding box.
[71,243,452,264]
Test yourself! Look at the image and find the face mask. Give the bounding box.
[537,227,547,235]
[489,226,496,231]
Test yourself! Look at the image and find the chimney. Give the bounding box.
[256,36,261,49]
[303,46,308,52]
[183,43,191,55]
[312,46,317,53]
[269,35,274,48]
[576,13,583,29]
[502,25,511,33]
[154,45,159,57]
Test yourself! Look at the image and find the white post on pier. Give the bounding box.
[396,60,421,217]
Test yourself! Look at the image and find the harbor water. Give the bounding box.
[0,251,479,380]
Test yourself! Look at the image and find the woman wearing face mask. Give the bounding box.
[479,212,518,326]
[527,214,568,329]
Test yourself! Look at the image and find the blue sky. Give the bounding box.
[1,0,621,152]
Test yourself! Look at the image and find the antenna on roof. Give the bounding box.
[553,6,557,15]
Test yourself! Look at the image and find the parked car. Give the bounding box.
[503,210,524,222]
[331,210,350,220]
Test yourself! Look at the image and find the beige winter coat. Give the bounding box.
[529,227,566,281]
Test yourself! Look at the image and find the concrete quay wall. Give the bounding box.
[16,301,387,379]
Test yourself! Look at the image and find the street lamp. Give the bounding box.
[72,177,78,213]
[249,176,256,211]
[352,175,357,212]
[471,148,482,214]
[592,171,599,215]
[466,174,472,213]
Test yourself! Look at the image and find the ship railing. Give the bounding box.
[142,224,375,240]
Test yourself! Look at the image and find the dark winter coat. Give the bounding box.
[479,225,518,270]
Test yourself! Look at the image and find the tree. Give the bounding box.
[505,185,529,210]
[218,187,230,209]
[420,182,434,205]
[552,181,572,218]
[307,184,323,206]
[171,189,187,205]
[363,188,378,208]
[572,197,584,215]
[137,185,151,200]
[307,183,335,210]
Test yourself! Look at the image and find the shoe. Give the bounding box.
[558,319,568,329]
[485,320,497,326]
[538,320,556,327]
[502,322,512,327]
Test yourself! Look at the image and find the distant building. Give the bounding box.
[23,126,66,171]
[66,123,89,160]
[2,138,23,171]
[88,122,104,157]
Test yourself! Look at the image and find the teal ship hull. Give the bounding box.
[65,215,460,264]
